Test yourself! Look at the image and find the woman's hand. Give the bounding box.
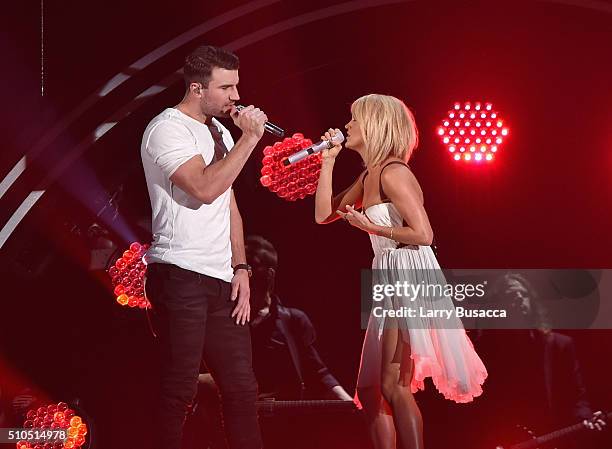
[336,205,374,233]
[321,128,343,162]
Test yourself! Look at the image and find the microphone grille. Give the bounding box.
[332,130,345,144]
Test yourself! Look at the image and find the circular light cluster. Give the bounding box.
[17,402,88,449]
[437,102,509,163]
[107,242,150,309]
[259,133,321,201]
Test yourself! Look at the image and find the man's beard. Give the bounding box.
[202,100,232,119]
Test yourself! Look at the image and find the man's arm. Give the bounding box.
[229,190,250,325]
[293,310,353,400]
[170,106,267,204]
[230,190,247,267]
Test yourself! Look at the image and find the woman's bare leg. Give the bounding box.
[356,385,396,449]
[380,326,424,449]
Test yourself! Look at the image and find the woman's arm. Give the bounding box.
[314,129,364,224]
[338,164,433,246]
[375,164,433,245]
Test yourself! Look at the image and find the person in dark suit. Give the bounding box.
[188,235,351,449]
[474,273,606,448]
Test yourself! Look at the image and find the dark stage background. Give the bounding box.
[1,1,611,448]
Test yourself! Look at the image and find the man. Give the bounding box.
[191,235,353,449]
[472,273,606,449]
[141,45,267,449]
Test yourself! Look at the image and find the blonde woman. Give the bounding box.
[315,94,487,449]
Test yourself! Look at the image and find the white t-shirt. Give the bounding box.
[141,107,235,282]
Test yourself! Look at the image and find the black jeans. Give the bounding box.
[146,263,262,449]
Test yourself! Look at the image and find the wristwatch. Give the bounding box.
[233,263,252,277]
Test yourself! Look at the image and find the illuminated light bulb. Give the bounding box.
[470,113,476,119]
[465,121,471,126]
[496,138,503,144]
[486,138,492,144]
[454,121,460,127]
[475,153,482,161]
[449,146,456,152]
[437,128,445,135]
[449,130,455,135]
[122,250,134,260]
[454,103,460,110]
[459,130,465,135]
[501,128,509,136]
[476,138,482,143]
[464,138,471,144]
[476,121,481,127]
[486,153,493,161]
[459,147,466,153]
[464,154,472,160]
[449,112,455,118]
[470,130,476,135]
[116,294,129,306]
[485,103,492,111]
[480,146,486,152]
[497,121,503,127]
[491,130,498,135]
[70,417,82,427]
[491,146,498,152]
[464,103,471,110]
[475,103,481,110]
[459,113,465,118]
[454,138,460,143]
[454,154,460,161]
[443,137,450,143]
[470,146,476,152]
[486,121,491,127]
[481,130,486,135]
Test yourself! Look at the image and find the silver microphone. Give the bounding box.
[283,131,345,166]
[235,105,285,137]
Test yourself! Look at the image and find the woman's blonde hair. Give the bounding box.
[351,94,419,166]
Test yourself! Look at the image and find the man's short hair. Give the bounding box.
[245,235,278,270]
[184,45,239,89]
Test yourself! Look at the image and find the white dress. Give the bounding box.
[355,202,487,404]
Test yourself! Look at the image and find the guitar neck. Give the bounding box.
[511,412,612,449]
[256,399,357,415]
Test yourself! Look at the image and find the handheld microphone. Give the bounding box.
[282,131,345,166]
[235,105,285,137]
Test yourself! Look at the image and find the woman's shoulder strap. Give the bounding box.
[379,161,410,200]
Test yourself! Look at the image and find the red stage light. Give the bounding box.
[437,102,509,163]
[18,403,88,449]
[259,133,321,201]
[108,242,151,309]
